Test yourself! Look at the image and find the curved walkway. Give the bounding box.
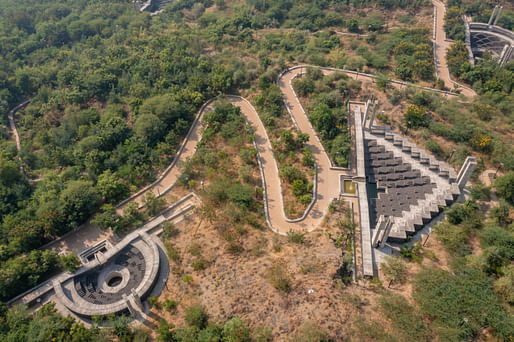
[432,0,477,97]
[8,60,480,236]
[115,64,479,233]
[7,100,30,152]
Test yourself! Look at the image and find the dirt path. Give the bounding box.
[7,100,30,152]
[431,0,476,97]
[480,168,500,207]
[115,100,212,214]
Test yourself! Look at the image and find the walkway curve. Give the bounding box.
[7,100,30,153]
[115,63,482,233]
[116,92,351,234]
[7,57,480,236]
[432,0,477,97]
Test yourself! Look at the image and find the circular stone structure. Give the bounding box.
[53,232,161,318]
[469,23,514,63]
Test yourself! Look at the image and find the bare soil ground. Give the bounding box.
[149,197,462,340]
[151,203,368,340]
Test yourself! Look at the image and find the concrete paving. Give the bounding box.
[432,0,477,97]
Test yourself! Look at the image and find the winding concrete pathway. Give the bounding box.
[7,100,29,152]
[432,0,476,97]
[116,63,479,233]
[8,39,480,236]
[117,91,351,234]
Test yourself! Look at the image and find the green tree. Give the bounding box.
[59,252,81,273]
[381,256,407,285]
[91,204,121,231]
[184,303,208,330]
[447,41,469,77]
[59,180,101,225]
[97,170,129,203]
[347,18,359,33]
[223,318,251,342]
[494,171,514,204]
[143,192,166,216]
[134,114,165,146]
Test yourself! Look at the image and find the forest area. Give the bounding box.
[0,0,513,341]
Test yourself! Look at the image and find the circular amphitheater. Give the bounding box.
[53,232,161,318]
[469,23,514,63]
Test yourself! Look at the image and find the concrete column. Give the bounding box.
[372,215,393,248]
[493,7,503,26]
[499,44,509,65]
[362,99,371,127]
[503,45,514,64]
[463,20,475,66]
[123,294,137,318]
[369,100,378,129]
[456,156,477,190]
[488,6,498,26]
[131,288,143,310]
[380,217,394,248]
[372,215,386,248]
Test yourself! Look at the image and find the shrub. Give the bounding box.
[291,179,308,197]
[404,105,429,129]
[165,242,180,262]
[149,296,159,309]
[473,103,495,121]
[470,183,491,202]
[445,201,481,227]
[161,221,179,239]
[157,319,174,342]
[381,256,407,285]
[433,221,470,256]
[59,253,81,273]
[293,321,331,342]
[222,318,251,342]
[184,303,208,329]
[447,41,468,76]
[444,7,465,41]
[280,165,305,183]
[470,132,492,152]
[425,139,442,157]
[347,18,359,33]
[480,225,514,260]
[192,258,207,271]
[489,200,512,227]
[298,194,312,205]
[239,147,256,165]
[294,77,315,97]
[413,267,514,341]
[163,299,178,312]
[495,171,514,204]
[227,182,254,209]
[287,230,306,243]
[379,294,431,342]
[266,263,291,293]
[494,264,514,304]
[302,147,314,167]
[188,243,201,256]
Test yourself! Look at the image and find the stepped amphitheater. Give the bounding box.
[465,6,514,66]
[54,232,160,318]
[134,0,173,14]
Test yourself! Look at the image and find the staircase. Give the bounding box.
[365,128,461,243]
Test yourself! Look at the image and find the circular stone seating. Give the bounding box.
[73,246,146,305]
[53,232,161,318]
